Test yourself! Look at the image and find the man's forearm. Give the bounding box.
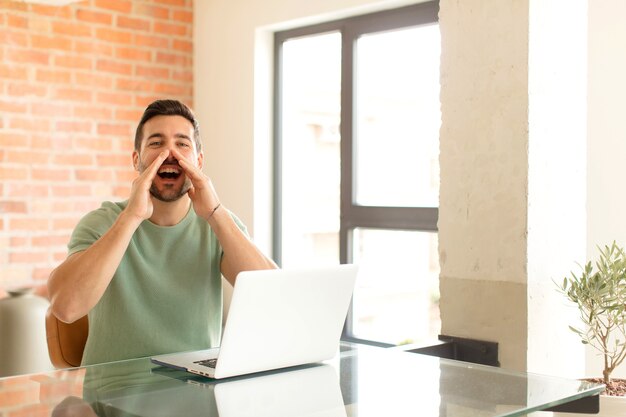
[209,206,277,286]
[48,211,142,323]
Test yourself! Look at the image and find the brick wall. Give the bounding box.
[0,0,194,297]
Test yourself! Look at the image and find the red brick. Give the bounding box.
[53,217,80,230]
[156,51,191,67]
[96,27,132,44]
[0,31,28,47]
[115,108,143,121]
[0,201,27,213]
[52,21,92,37]
[10,252,50,263]
[155,0,186,6]
[6,184,49,198]
[7,82,48,97]
[32,168,71,181]
[74,72,114,88]
[116,78,151,92]
[0,66,28,80]
[96,59,132,75]
[115,47,152,62]
[7,14,28,28]
[75,137,113,152]
[36,69,72,84]
[76,9,113,25]
[172,70,193,83]
[75,40,114,56]
[11,236,30,246]
[153,21,188,37]
[0,100,28,113]
[32,235,70,246]
[172,39,193,53]
[6,48,50,65]
[53,153,94,166]
[113,185,132,197]
[95,0,132,13]
[116,169,137,182]
[133,33,169,48]
[117,15,151,31]
[5,150,49,164]
[31,34,73,50]
[54,55,93,70]
[135,65,169,79]
[51,185,92,197]
[97,91,134,106]
[33,135,72,149]
[33,267,55,281]
[32,4,73,18]
[10,218,50,231]
[154,82,189,96]
[9,117,51,132]
[98,123,131,136]
[73,105,114,120]
[55,120,93,133]
[76,169,114,181]
[32,102,67,117]
[172,10,193,24]
[135,4,170,20]
[0,166,29,180]
[54,87,93,102]
[97,153,131,166]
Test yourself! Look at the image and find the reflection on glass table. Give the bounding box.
[0,342,604,417]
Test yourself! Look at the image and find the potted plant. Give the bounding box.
[556,242,626,416]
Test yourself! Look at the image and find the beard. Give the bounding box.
[138,159,192,202]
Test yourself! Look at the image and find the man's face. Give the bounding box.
[133,115,203,202]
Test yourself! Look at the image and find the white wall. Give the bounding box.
[586,0,626,379]
[195,0,626,376]
[194,0,419,255]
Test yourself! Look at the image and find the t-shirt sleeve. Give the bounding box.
[67,203,121,256]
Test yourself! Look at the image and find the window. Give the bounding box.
[274,2,440,346]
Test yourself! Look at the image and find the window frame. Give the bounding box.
[273,2,440,346]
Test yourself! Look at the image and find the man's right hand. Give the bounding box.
[125,151,168,222]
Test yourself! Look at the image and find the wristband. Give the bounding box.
[208,202,221,219]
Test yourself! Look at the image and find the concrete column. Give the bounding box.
[439,0,586,376]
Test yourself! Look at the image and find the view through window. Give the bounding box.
[275,3,441,346]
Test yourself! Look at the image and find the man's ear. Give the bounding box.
[197,151,204,170]
[132,150,139,171]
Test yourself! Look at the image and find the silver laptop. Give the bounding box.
[151,264,358,379]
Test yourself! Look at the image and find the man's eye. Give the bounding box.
[178,142,190,148]
[148,141,161,147]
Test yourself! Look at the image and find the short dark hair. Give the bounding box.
[134,99,202,153]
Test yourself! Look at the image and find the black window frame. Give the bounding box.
[273,1,440,346]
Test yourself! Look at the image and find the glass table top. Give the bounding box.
[0,343,604,417]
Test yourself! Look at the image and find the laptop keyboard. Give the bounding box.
[194,358,218,369]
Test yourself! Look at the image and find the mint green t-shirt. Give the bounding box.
[67,201,247,366]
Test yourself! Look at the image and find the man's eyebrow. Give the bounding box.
[145,133,191,140]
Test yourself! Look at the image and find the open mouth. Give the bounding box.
[157,165,182,180]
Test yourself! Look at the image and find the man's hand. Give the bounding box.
[125,151,169,222]
[171,148,221,221]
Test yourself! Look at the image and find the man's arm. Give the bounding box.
[174,149,277,286]
[48,151,169,323]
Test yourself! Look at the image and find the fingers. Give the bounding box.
[137,151,168,187]
[171,148,204,182]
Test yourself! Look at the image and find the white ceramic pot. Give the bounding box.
[552,394,626,417]
[0,288,53,377]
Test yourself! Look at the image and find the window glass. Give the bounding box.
[280,32,341,267]
[354,25,440,207]
[351,228,440,345]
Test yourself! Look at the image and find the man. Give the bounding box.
[48,99,276,365]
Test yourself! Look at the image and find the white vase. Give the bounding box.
[0,288,53,377]
[552,394,626,417]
